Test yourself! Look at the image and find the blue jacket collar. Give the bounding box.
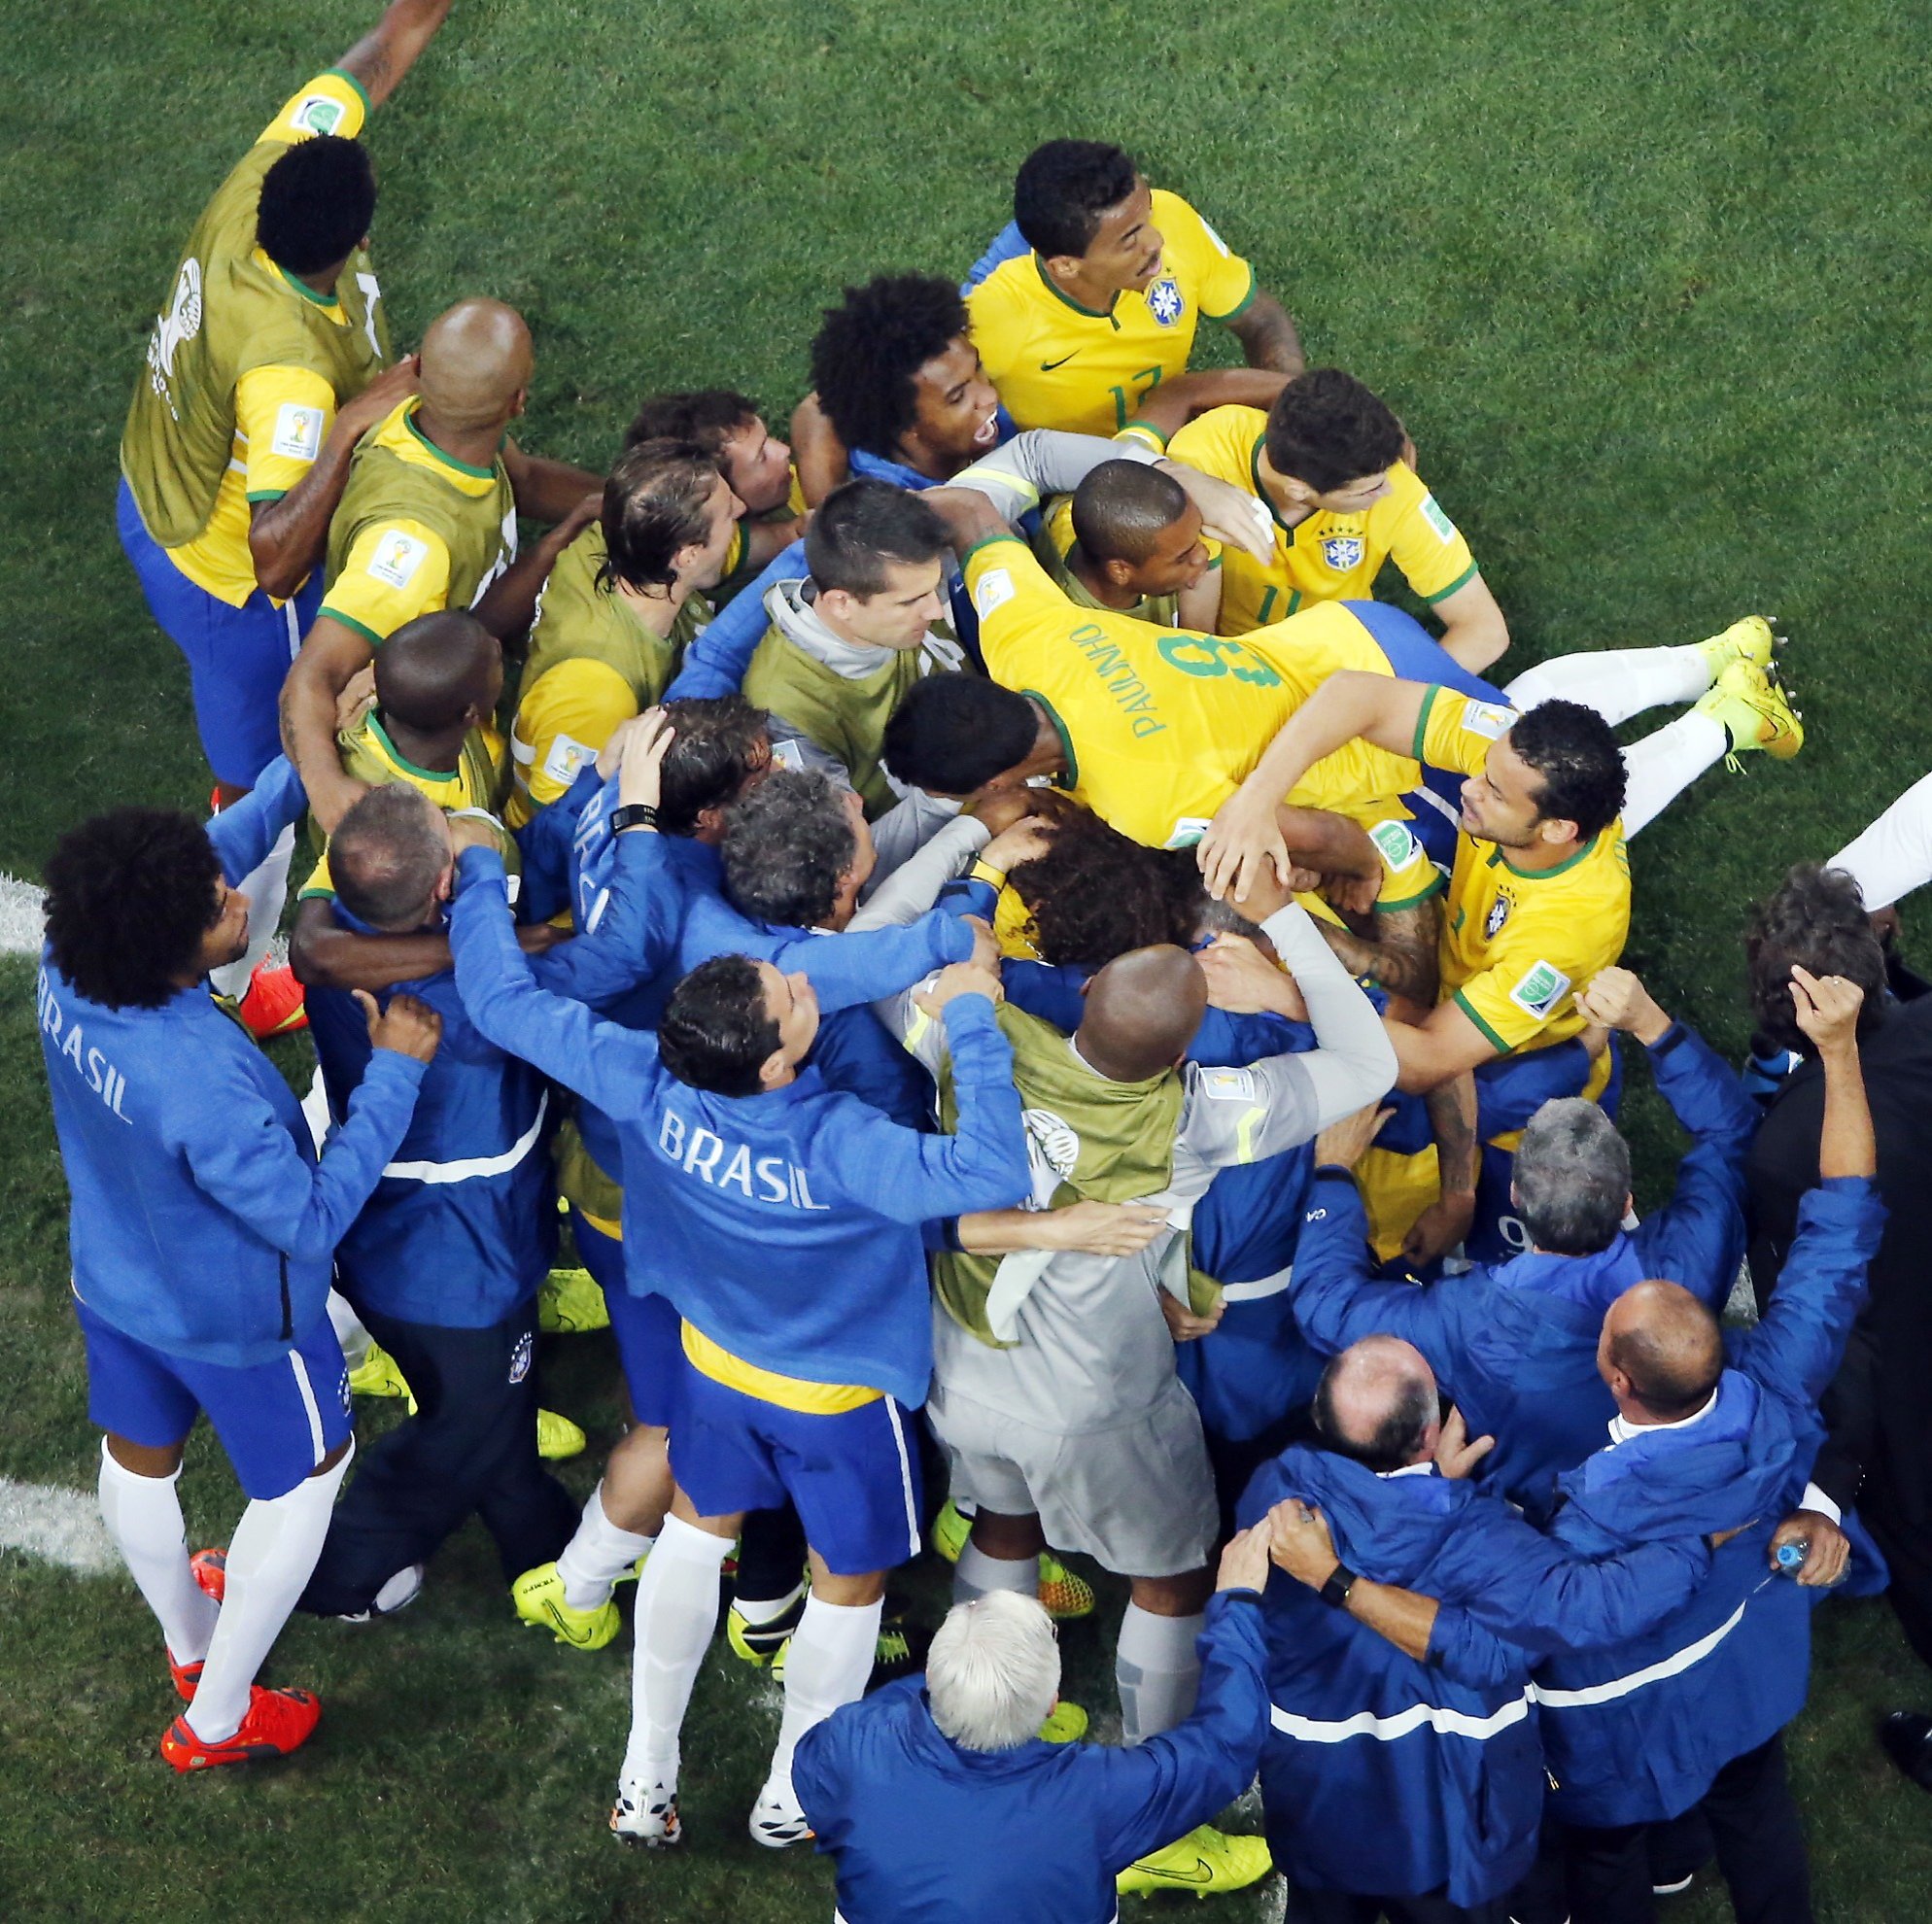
[1491,1232,1643,1314]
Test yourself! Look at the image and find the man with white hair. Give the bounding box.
[791,1516,1280,1922]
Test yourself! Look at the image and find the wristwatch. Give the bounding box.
[610,803,659,834]
[1319,1563,1359,1610]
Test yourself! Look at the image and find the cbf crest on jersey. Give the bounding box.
[1319,533,1365,572]
[1485,894,1512,940]
[1146,277,1186,326]
[508,1330,534,1385]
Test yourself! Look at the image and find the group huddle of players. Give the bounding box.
[100,0,1825,1905]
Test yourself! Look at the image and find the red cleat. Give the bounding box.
[168,1653,204,1701]
[235,960,307,1039]
[190,1547,227,1604]
[161,1685,322,1771]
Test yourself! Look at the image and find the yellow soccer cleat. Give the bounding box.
[1695,613,1777,679]
[1116,1824,1273,1899]
[1038,1700,1089,1743]
[536,1409,587,1461]
[929,1501,1096,1621]
[1695,659,1804,765]
[538,1264,610,1334]
[512,1562,621,1651]
[347,1341,411,1401]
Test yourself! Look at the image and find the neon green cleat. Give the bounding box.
[1695,659,1804,765]
[728,1591,806,1667]
[929,1501,1095,1621]
[347,1341,411,1401]
[536,1409,587,1461]
[512,1562,620,1651]
[538,1264,610,1334]
[1116,1824,1273,1898]
[1038,1700,1089,1743]
[1695,613,1776,679]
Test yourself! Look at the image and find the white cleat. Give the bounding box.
[610,1777,682,1847]
[748,1775,814,1849]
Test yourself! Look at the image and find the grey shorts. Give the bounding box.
[925,1375,1216,1578]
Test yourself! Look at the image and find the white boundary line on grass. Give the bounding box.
[0,1477,118,1573]
[0,873,45,955]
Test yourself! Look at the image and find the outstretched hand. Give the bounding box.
[1789,965,1863,1053]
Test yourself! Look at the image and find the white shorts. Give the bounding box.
[925,1375,1216,1578]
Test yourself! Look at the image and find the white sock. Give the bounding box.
[1503,643,1709,729]
[620,1514,731,1787]
[954,1540,1037,1604]
[558,1481,657,1612]
[209,823,294,999]
[767,1593,880,1794]
[326,1289,371,1370]
[188,1441,353,1743]
[1116,1604,1204,1742]
[1621,710,1730,837]
[97,1442,219,1668]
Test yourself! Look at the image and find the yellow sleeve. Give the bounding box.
[298,848,335,901]
[1160,193,1257,323]
[258,70,370,148]
[962,275,1029,389]
[1114,420,1168,455]
[512,660,640,810]
[1452,941,1579,1054]
[1163,406,1253,487]
[1413,683,1520,778]
[320,518,453,644]
[1361,813,1446,912]
[962,533,1068,681]
[1383,465,1479,604]
[235,365,337,503]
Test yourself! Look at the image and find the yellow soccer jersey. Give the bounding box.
[320,400,516,645]
[966,190,1257,436]
[1413,686,1632,1053]
[1161,408,1477,636]
[121,71,390,605]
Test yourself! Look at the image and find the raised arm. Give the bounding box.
[181,995,435,1262]
[334,0,456,111]
[667,539,800,701]
[281,617,377,835]
[1198,672,1432,901]
[205,754,309,884]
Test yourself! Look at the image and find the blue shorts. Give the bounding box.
[1344,599,1507,868]
[78,1297,351,1500]
[670,1361,924,1577]
[116,475,324,789]
[571,1209,680,1427]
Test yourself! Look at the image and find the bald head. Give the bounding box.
[1600,1280,1724,1422]
[375,611,502,735]
[419,298,533,431]
[1314,1336,1440,1472]
[1076,944,1207,1081]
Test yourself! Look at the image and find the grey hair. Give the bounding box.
[328,783,450,931]
[926,1590,1061,1753]
[1512,1098,1630,1254]
[720,767,856,929]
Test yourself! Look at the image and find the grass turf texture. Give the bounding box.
[4,0,1932,1915]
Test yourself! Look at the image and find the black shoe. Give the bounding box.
[1880,1709,1932,1791]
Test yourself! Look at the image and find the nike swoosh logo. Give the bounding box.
[1141,1858,1217,1885]
[1039,353,1079,370]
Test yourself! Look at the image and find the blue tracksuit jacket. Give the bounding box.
[1292,1019,1758,1507]
[1441,1177,1885,1827]
[308,907,558,1330]
[794,1591,1269,1924]
[1241,1444,1711,1907]
[36,757,427,1366]
[450,844,1028,1405]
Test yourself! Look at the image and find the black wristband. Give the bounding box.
[610,803,659,834]
[1319,1563,1359,1610]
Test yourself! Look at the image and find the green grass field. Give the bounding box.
[5,2,1932,1916]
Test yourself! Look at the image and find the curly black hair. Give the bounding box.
[1508,701,1627,841]
[257,135,377,276]
[721,769,857,930]
[1262,368,1404,495]
[44,808,224,1009]
[659,953,780,1096]
[1744,862,1888,1054]
[810,274,969,459]
[1010,809,1202,966]
[1013,139,1139,258]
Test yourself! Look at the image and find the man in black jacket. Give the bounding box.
[1742,862,1932,1790]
